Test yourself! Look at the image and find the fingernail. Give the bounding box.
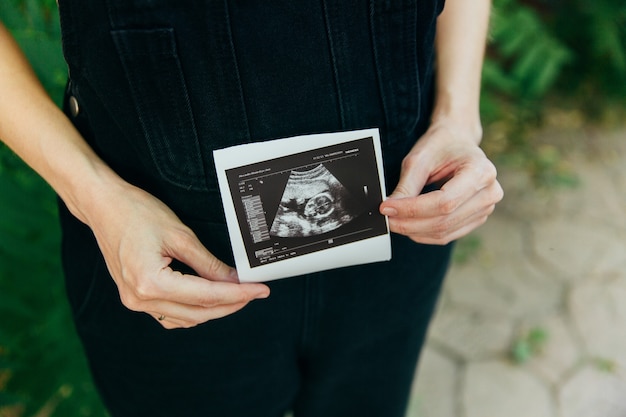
[255,289,270,299]
[381,207,398,216]
[229,268,240,282]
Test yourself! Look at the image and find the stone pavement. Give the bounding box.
[407,125,626,417]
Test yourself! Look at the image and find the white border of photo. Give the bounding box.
[214,128,391,282]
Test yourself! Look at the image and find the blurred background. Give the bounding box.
[0,0,624,416]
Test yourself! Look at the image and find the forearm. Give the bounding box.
[0,23,126,226]
[432,0,491,142]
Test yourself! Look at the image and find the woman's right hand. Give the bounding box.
[83,180,270,329]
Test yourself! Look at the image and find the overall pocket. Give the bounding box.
[111,28,208,191]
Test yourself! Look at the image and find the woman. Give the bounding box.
[0,1,502,416]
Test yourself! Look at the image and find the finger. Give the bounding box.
[165,228,238,283]
[119,264,269,319]
[149,299,251,329]
[154,269,270,307]
[381,190,446,219]
[389,202,493,239]
[387,184,500,240]
[390,207,491,245]
[382,161,498,219]
[381,185,466,219]
[410,211,492,246]
[386,151,431,200]
[149,313,189,329]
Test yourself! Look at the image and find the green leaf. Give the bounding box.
[512,340,531,364]
[0,0,28,30]
[0,390,26,408]
[591,18,626,71]
[527,327,548,347]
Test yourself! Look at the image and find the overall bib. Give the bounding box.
[56,1,451,416]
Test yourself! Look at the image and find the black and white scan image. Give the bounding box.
[269,164,360,237]
[225,136,388,268]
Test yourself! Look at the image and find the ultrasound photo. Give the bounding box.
[269,164,360,237]
[218,132,390,277]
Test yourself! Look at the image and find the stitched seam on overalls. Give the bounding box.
[321,0,346,130]
[223,0,252,144]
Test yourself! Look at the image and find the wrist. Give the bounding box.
[431,86,482,139]
[57,154,130,227]
[429,108,483,146]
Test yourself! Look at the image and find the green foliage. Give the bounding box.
[452,234,483,265]
[593,357,618,373]
[1,0,66,105]
[550,0,626,101]
[485,0,573,101]
[1,2,107,416]
[481,0,626,187]
[483,0,626,122]
[511,327,549,364]
[0,155,107,417]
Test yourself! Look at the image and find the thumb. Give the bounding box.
[387,159,429,200]
[166,230,239,283]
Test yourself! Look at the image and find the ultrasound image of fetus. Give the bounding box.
[270,164,360,237]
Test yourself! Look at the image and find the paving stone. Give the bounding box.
[408,347,457,417]
[529,142,626,276]
[494,129,625,224]
[582,131,626,231]
[549,158,626,229]
[569,274,626,369]
[531,218,617,281]
[419,127,626,417]
[559,365,626,417]
[496,168,557,220]
[589,239,626,277]
[606,155,626,219]
[428,307,513,361]
[463,360,553,417]
[523,314,582,385]
[446,216,562,319]
[585,127,626,155]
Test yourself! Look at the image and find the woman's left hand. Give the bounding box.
[379,121,504,245]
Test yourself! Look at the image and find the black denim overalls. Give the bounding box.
[56,1,452,416]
